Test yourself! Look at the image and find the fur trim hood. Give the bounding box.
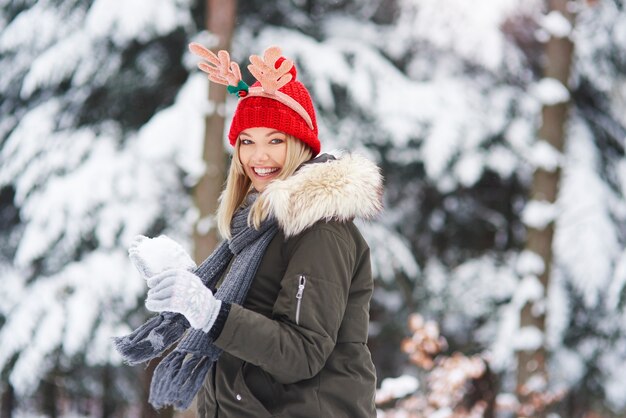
[260,153,383,237]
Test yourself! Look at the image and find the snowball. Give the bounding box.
[129,235,196,276]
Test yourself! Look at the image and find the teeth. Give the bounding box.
[254,167,279,176]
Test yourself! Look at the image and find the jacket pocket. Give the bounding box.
[242,362,286,415]
[233,362,275,418]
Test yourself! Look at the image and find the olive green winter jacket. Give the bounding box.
[197,154,382,418]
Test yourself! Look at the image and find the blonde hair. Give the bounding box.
[216,135,314,239]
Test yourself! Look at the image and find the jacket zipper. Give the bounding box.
[295,275,307,325]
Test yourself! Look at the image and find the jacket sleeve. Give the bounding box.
[213,224,355,384]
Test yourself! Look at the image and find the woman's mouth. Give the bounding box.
[253,167,280,177]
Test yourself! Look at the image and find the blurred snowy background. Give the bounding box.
[1,0,626,417]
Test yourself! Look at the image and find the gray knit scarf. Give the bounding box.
[113,196,278,410]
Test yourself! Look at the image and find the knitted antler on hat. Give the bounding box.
[247,46,293,94]
[188,43,249,97]
[189,43,320,155]
[245,47,314,130]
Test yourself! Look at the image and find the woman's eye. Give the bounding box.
[270,138,284,144]
[241,139,252,145]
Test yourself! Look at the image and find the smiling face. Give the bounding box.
[238,127,288,192]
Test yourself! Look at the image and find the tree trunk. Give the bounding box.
[101,366,115,418]
[174,1,237,417]
[516,1,575,417]
[1,384,15,418]
[41,375,58,418]
[192,0,238,263]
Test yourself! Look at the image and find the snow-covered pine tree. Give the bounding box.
[359,0,626,415]
[0,0,207,414]
[550,0,626,414]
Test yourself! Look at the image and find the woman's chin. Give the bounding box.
[251,171,281,192]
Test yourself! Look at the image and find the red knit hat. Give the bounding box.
[189,44,320,156]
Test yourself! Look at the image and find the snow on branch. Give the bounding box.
[539,11,573,38]
[529,140,564,172]
[522,200,559,229]
[515,250,546,276]
[530,78,570,106]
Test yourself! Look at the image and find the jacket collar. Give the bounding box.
[260,153,383,237]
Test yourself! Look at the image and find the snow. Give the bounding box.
[496,393,519,409]
[394,0,538,71]
[0,2,62,51]
[608,249,626,310]
[196,215,216,235]
[0,100,62,202]
[21,31,89,98]
[522,200,558,229]
[514,275,544,307]
[358,221,420,282]
[129,235,196,274]
[63,285,100,358]
[491,271,546,369]
[540,11,573,38]
[550,347,585,387]
[530,78,570,106]
[86,0,191,45]
[424,255,518,322]
[454,152,484,187]
[373,287,404,313]
[545,269,569,349]
[430,409,453,418]
[554,118,619,307]
[530,140,563,172]
[524,373,547,391]
[599,339,626,410]
[0,249,149,395]
[376,375,419,402]
[516,250,545,276]
[513,326,543,351]
[10,304,64,395]
[486,145,518,178]
[505,118,537,158]
[0,295,45,377]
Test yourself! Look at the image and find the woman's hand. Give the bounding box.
[128,235,197,280]
[145,269,221,332]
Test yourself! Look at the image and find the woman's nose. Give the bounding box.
[252,146,269,161]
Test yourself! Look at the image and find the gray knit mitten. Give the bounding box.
[146,269,222,332]
[128,235,197,281]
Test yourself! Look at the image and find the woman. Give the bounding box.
[116,44,382,417]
